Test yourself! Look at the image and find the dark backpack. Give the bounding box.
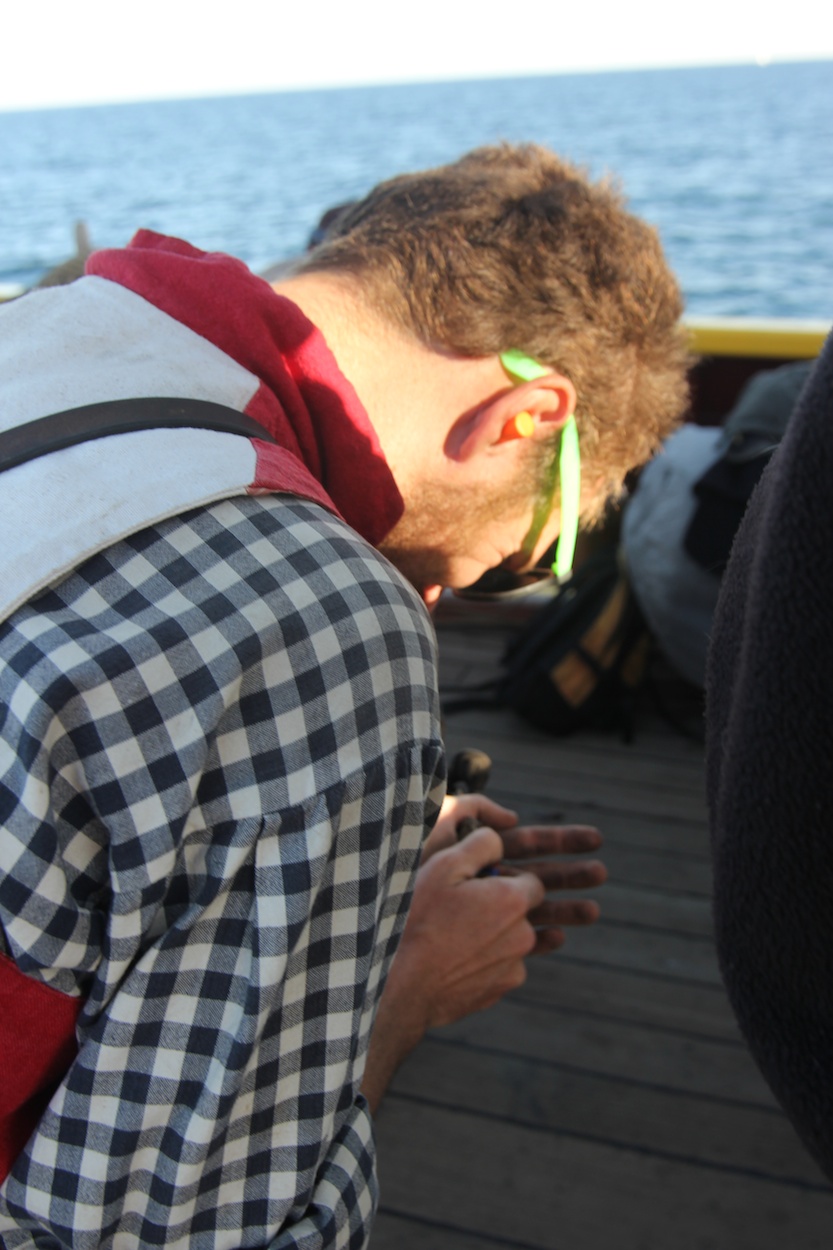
[444,549,651,741]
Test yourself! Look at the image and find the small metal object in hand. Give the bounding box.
[448,748,492,838]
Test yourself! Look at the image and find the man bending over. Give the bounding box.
[0,143,688,1247]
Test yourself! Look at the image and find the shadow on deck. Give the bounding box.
[370,609,833,1250]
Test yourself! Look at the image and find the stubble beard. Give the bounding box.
[378,460,543,595]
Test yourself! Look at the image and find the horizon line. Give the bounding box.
[1,54,830,117]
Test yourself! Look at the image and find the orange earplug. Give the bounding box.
[497,411,536,444]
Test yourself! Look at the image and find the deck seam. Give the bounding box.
[551,953,723,988]
[385,1091,832,1193]
[375,1208,553,1250]
[503,994,744,1046]
[420,1034,781,1111]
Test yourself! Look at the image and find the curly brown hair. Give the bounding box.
[298,143,690,522]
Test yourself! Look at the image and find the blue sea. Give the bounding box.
[1,61,831,318]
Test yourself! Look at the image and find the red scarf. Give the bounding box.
[87,231,404,547]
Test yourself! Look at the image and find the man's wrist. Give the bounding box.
[361,954,429,1114]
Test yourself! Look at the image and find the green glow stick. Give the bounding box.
[499,351,581,577]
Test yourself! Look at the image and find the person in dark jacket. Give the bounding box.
[706,331,833,1184]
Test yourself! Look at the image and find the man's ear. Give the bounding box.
[447,373,577,462]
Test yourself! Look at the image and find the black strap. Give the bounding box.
[0,397,278,474]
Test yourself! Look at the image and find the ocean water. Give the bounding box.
[1,61,831,318]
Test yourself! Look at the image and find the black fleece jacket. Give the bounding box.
[706,332,833,1183]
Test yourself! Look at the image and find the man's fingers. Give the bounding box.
[449,794,519,831]
[498,858,607,890]
[500,824,602,859]
[440,825,506,881]
[529,858,608,891]
[496,867,547,913]
[532,926,566,955]
[528,897,601,928]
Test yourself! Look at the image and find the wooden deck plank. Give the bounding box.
[590,882,713,936]
[442,725,708,817]
[548,811,710,856]
[444,716,707,784]
[568,843,712,896]
[518,958,740,1041]
[371,1210,538,1249]
[368,615,833,1248]
[374,1101,833,1250]
[433,996,772,1104]
[441,707,708,775]
[552,915,721,982]
[453,757,708,825]
[388,1036,821,1183]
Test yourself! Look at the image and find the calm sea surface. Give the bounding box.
[1,62,831,318]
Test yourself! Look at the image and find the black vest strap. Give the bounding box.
[0,397,277,474]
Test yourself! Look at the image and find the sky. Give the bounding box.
[2,0,832,112]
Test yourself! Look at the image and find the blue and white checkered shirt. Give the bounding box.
[0,494,444,1249]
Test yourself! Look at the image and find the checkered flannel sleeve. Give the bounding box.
[0,496,445,1250]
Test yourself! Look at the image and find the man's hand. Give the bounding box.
[361,800,606,1112]
[495,819,606,954]
[420,791,521,858]
[396,828,549,1027]
[421,792,605,953]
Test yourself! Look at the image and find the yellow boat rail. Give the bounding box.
[686,315,830,359]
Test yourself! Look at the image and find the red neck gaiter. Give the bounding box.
[87,231,405,547]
